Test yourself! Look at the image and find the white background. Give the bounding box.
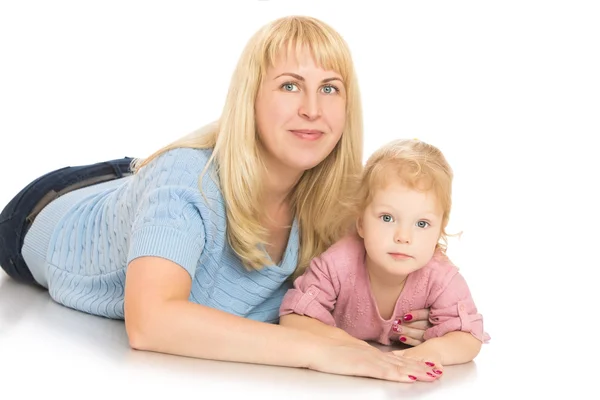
[1,0,599,398]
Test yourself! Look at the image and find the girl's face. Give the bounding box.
[254,47,347,178]
[357,181,444,281]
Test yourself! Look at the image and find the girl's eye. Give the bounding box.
[416,221,430,228]
[381,214,393,223]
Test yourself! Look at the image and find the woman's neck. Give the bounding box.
[261,159,303,210]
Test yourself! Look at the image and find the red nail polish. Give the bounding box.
[425,362,435,367]
[394,318,402,325]
[408,375,417,380]
[427,372,435,377]
[403,314,413,321]
[434,369,442,374]
[399,336,407,342]
[392,325,399,332]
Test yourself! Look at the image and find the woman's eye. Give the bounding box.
[322,85,338,94]
[282,83,299,91]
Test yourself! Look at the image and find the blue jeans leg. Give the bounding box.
[0,157,134,285]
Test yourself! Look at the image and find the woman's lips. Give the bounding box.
[289,129,324,140]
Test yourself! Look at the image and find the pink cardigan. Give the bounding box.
[280,234,490,345]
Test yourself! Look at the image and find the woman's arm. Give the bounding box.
[279,313,370,347]
[125,256,315,367]
[123,256,442,382]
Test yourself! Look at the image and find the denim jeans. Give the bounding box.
[0,157,134,285]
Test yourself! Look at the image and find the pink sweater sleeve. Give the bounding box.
[423,270,490,343]
[279,253,339,326]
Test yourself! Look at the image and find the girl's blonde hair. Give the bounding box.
[132,16,363,277]
[355,139,453,252]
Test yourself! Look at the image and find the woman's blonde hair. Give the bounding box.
[132,16,363,277]
[355,139,454,253]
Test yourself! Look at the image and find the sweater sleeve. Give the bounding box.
[423,270,491,343]
[279,252,340,326]
[127,149,208,279]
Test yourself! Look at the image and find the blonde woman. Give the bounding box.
[0,16,439,382]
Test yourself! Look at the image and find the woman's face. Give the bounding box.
[255,47,347,177]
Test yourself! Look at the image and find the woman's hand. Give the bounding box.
[308,339,442,383]
[393,347,444,375]
[391,309,433,346]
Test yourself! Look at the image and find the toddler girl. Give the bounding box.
[280,139,490,367]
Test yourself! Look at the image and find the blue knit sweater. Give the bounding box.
[21,147,299,322]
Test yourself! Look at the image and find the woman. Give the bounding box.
[0,15,436,382]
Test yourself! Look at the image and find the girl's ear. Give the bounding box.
[356,216,364,238]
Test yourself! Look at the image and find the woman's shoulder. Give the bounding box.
[134,147,219,191]
[147,146,214,173]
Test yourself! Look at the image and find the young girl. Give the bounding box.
[280,138,490,367]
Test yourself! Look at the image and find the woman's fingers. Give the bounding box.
[384,352,442,382]
[392,350,444,377]
[366,348,442,382]
[316,342,442,383]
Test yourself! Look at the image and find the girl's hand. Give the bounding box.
[308,339,442,383]
[391,308,433,346]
